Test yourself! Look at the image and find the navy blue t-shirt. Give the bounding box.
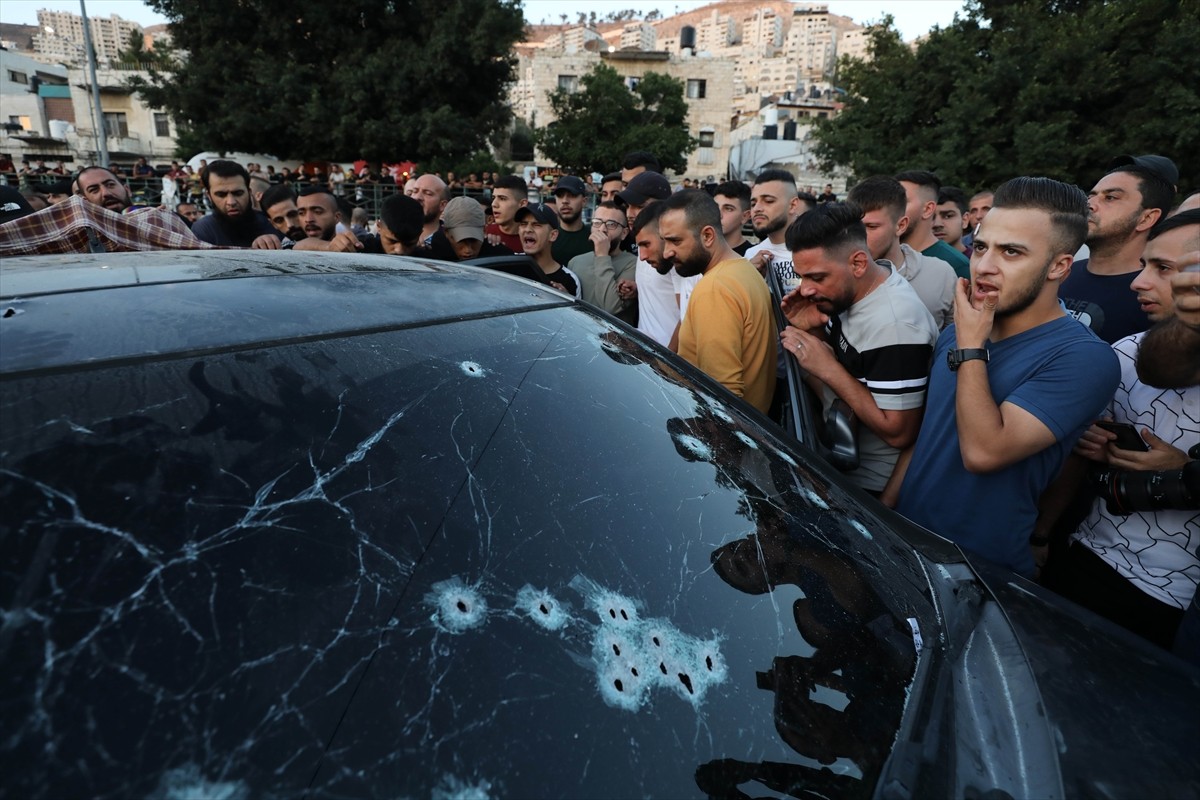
[1059,258,1149,344]
[896,316,1120,576]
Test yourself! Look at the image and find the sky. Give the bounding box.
[1,1,968,42]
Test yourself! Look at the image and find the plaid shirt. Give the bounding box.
[0,196,217,256]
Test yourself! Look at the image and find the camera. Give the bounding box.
[1092,458,1200,516]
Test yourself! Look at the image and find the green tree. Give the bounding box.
[815,0,1199,193]
[130,0,525,164]
[534,64,696,175]
[115,30,175,67]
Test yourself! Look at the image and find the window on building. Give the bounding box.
[625,76,641,91]
[8,70,29,84]
[557,74,578,93]
[686,79,706,99]
[698,130,716,148]
[8,115,33,131]
[154,112,170,137]
[103,111,129,138]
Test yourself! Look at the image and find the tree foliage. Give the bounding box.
[131,0,525,163]
[115,30,175,67]
[533,64,696,175]
[815,0,1200,193]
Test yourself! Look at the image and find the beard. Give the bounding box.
[995,260,1052,318]
[1086,208,1141,249]
[752,213,787,239]
[672,247,710,278]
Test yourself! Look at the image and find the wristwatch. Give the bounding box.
[947,348,989,371]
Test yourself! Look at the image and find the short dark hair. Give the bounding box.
[297,185,337,205]
[595,200,622,212]
[259,184,296,214]
[72,165,121,193]
[785,201,868,255]
[493,174,527,194]
[796,192,818,213]
[659,189,721,236]
[379,193,424,245]
[848,176,907,219]
[991,176,1088,256]
[1106,165,1176,218]
[1147,208,1200,241]
[201,159,249,190]
[713,181,751,209]
[632,201,666,236]
[601,171,622,185]
[938,185,968,214]
[621,151,661,174]
[893,170,941,195]
[174,201,194,214]
[754,169,796,187]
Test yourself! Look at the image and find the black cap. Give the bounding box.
[617,172,671,206]
[1109,154,1179,187]
[0,186,35,224]
[515,203,559,229]
[553,175,586,196]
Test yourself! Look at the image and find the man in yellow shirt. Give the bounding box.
[658,190,777,413]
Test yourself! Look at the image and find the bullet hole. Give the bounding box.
[459,360,487,378]
[659,662,668,675]
[517,585,569,631]
[652,636,660,647]
[850,520,873,540]
[620,609,629,620]
[612,643,621,656]
[678,673,694,694]
[706,656,713,671]
[734,431,758,449]
[630,667,638,676]
[426,578,487,634]
[2,307,17,318]
[613,679,624,692]
[609,608,616,619]
[675,433,713,461]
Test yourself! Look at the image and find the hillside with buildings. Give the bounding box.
[2,2,874,184]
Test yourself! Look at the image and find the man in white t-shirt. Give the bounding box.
[620,172,678,349]
[744,169,813,290]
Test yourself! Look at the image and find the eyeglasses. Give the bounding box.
[591,220,627,231]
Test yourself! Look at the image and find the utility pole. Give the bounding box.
[79,0,109,168]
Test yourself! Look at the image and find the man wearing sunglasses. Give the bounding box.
[569,201,638,326]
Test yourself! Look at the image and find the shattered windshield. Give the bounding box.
[1,290,934,798]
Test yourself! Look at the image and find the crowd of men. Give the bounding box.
[1,149,1196,666]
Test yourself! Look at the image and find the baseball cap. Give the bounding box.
[617,172,671,206]
[553,175,586,196]
[0,186,35,224]
[515,203,559,229]
[1108,154,1179,187]
[442,196,485,241]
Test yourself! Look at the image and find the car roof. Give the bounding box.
[0,251,571,376]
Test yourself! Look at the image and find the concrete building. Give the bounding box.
[694,10,736,53]
[728,96,845,192]
[544,25,605,55]
[0,47,177,171]
[784,4,860,81]
[33,10,142,65]
[513,48,735,180]
[620,22,656,51]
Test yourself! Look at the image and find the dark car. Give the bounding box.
[1,251,1197,799]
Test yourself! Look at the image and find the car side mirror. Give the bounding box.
[822,398,859,471]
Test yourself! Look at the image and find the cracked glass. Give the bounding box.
[2,285,935,799]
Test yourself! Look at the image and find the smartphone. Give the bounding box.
[1095,421,1150,452]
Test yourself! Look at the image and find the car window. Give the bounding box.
[2,296,934,798]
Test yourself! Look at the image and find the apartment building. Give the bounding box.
[32,10,142,65]
[514,48,735,179]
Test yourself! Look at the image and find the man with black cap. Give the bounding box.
[550,175,592,265]
[0,185,35,225]
[1061,154,1178,344]
[619,171,679,348]
[516,203,580,297]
